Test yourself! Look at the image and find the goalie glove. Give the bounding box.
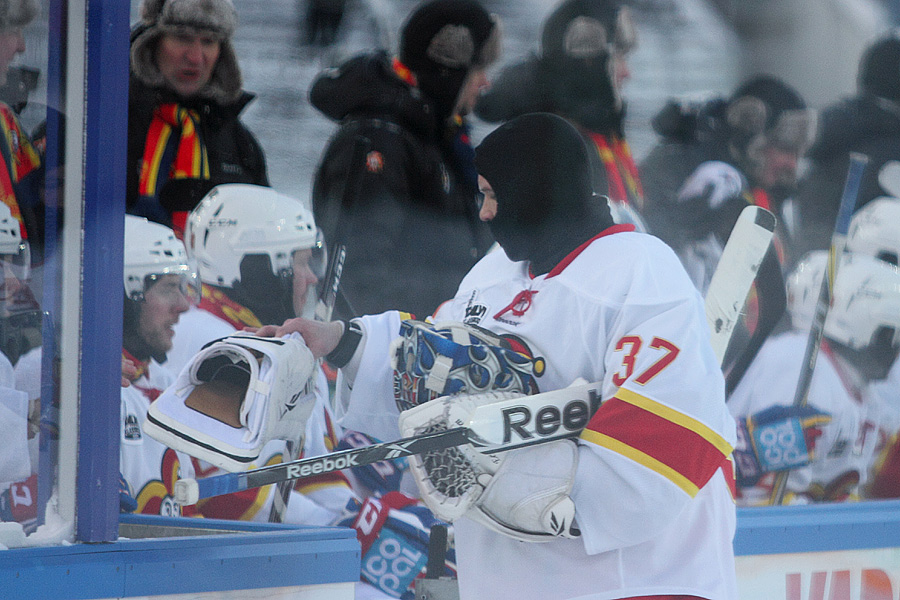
[144,333,317,472]
[733,404,832,486]
[336,492,456,599]
[398,391,580,542]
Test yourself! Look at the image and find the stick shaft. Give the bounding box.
[769,152,868,505]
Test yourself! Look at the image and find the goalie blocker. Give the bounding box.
[144,333,318,473]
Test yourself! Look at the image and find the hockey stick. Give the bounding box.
[314,135,371,322]
[174,382,603,505]
[768,152,869,506]
[266,136,372,523]
[705,205,776,364]
[174,209,775,505]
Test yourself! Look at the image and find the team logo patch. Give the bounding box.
[463,303,488,325]
[124,413,142,440]
[366,151,384,174]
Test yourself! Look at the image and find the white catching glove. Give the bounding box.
[398,390,580,542]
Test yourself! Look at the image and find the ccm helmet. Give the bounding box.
[785,250,828,332]
[847,197,900,266]
[123,215,199,303]
[185,184,325,289]
[825,253,900,356]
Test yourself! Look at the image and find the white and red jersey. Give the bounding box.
[728,332,880,504]
[338,227,738,600]
[120,354,197,517]
[167,304,236,376]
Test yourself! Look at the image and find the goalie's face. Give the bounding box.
[138,274,191,356]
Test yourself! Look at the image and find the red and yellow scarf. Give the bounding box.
[0,104,40,239]
[586,131,644,210]
[139,104,210,235]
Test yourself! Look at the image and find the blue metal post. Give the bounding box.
[76,0,130,543]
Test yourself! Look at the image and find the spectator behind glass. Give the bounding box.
[793,30,900,263]
[475,0,646,231]
[309,0,499,320]
[127,0,268,237]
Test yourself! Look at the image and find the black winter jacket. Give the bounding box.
[310,52,492,319]
[793,95,900,259]
[127,77,268,227]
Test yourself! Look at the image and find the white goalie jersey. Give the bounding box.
[336,229,738,600]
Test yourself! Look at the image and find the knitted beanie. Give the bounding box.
[131,0,242,104]
[400,0,501,121]
[474,112,614,271]
[0,0,38,31]
[859,31,900,104]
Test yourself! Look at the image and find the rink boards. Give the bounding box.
[2,501,900,599]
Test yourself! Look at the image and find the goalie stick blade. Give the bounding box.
[705,205,776,365]
[465,381,603,448]
[878,160,900,200]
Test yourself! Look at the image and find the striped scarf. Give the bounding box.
[139,104,210,233]
[0,104,40,239]
[586,131,644,210]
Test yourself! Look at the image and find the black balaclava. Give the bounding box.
[474,112,615,275]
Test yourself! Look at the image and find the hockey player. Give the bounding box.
[475,0,646,230]
[120,215,199,515]
[308,0,498,320]
[842,197,900,498]
[728,251,900,504]
[255,113,739,600]
[167,183,354,526]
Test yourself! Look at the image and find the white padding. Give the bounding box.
[144,333,317,472]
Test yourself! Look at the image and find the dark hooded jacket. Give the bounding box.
[310,51,492,319]
[792,95,900,260]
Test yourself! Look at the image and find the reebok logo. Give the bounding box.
[500,389,601,444]
[285,454,359,479]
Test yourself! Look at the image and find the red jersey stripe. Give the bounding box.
[582,387,733,497]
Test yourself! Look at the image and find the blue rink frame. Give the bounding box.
[0,0,898,599]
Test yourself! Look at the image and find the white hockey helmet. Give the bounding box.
[847,197,900,266]
[185,184,325,288]
[0,202,30,281]
[123,215,199,303]
[785,250,828,331]
[825,253,900,354]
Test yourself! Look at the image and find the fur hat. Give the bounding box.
[859,30,900,104]
[726,75,811,154]
[0,0,39,31]
[131,0,242,104]
[400,0,501,120]
[540,0,635,62]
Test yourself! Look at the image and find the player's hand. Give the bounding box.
[248,317,344,359]
[122,356,138,387]
[733,404,831,486]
